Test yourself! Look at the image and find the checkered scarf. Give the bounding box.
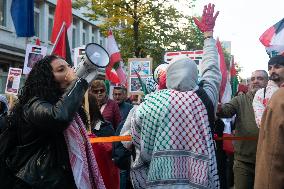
[145,77,158,93]
[64,114,106,189]
[131,89,219,188]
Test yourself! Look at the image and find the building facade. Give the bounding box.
[0,0,106,93]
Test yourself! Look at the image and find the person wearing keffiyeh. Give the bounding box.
[123,3,221,188]
[0,55,105,189]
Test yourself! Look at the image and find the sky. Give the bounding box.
[175,0,283,78]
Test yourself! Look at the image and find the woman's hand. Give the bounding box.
[193,3,219,34]
[65,66,78,83]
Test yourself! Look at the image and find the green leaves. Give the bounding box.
[73,0,203,69]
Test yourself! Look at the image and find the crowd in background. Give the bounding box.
[1,3,284,189]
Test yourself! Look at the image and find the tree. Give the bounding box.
[185,18,204,50]
[73,0,201,68]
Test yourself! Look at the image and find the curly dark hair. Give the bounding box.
[9,55,63,127]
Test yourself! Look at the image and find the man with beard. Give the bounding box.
[253,55,284,127]
[217,70,268,189]
[254,55,284,188]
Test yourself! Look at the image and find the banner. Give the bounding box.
[23,44,47,74]
[5,67,22,95]
[164,50,203,65]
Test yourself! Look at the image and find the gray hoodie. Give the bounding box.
[166,38,221,110]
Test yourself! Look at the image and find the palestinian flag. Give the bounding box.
[230,60,239,97]
[216,38,228,102]
[134,69,148,95]
[259,18,284,57]
[51,0,72,65]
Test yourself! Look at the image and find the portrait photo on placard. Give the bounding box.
[23,44,47,75]
[129,77,149,93]
[27,53,43,68]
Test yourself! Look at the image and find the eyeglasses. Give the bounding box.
[92,88,106,94]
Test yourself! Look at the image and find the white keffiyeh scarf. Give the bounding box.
[64,114,106,189]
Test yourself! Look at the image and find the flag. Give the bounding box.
[230,60,239,97]
[259,18,284,56]
[216,38,228,102]
[35,38,41,46]
[221,76,232,104]
[51,0,72,65]
[10,0,35,37]
[106,30,127,84]
[134,69,148,95]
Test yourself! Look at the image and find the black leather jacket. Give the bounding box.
[6,78,88,189]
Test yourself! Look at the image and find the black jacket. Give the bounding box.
[91,120,115,137]
[112,120,132,170]
[0,112,7,133]
[1,78,88,189]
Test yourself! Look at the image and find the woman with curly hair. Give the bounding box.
[0,55,105,189]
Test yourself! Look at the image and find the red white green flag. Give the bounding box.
[216,38,228,102]
[106,30,127,85]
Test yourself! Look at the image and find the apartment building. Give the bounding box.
[0,0,106,93]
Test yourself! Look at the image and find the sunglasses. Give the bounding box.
[92,88,106,94]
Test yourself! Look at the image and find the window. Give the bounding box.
[0,0,6,27]
[34,1,40,37]
[34,0,40,9]
[48,6,55,41]
[82,23,87,45]
[99,32,104,46]
[91,27,97,43]
[82,32,86,45]
[72,28,76,48]
[72,18,78,49]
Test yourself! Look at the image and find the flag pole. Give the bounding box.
[50,22,66,54]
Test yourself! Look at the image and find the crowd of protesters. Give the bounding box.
[1,2,284,189]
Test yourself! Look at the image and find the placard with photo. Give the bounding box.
[23,44,47,74]
[127,58,153,95]
[5,67,22,95]
[129,58,152,77]
[73,45,86,68]
[129,77,145,93]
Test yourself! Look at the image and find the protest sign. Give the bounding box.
[128,58,152,94]
[5,67,22,95]
[73,45,85,68]
[23,44,47,74]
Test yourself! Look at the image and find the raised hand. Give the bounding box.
[193,3,219,33]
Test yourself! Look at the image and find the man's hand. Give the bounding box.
[217,102,222,113]
[193,3,219,33]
